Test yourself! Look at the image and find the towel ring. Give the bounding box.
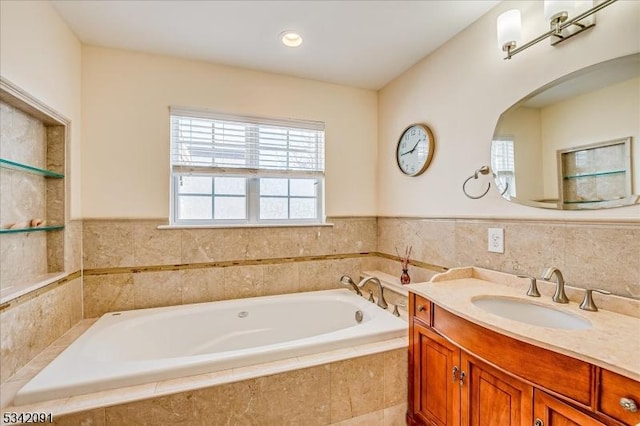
[463,166,491,199]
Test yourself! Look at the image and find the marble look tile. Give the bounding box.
[563,224,640,298]
[224,265,264,300]
[0,101,46,168]
[133,271,183,309]
[500,222,566,277]
[383,349,407,406]
[299,258,361,293]
[0,232,46,290]
[378,218,455,268]
[384,403,408,426]
[0,379,26,410]
[45,125,65,175]
[46,178,65,224]
[0,281,76,383]
[332,218,377,254]
[47,229,64,273]
[330,353,385,423]
[262,262,299,296]
[104,391,197,426]
[133,221,181,266]
[331,408,384,426]
[83,274,134,318]
[83,221,134,269]
[181,268,225,304]
[63,383,157,415]
[453,221,497,269]
[194,364,332,426]
[64,220,83,273]
[246,227,299,259]
[181,228,248,264]
[53,409,106,426]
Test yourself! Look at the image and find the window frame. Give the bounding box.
[169,108,325,226]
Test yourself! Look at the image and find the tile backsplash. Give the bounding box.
[378,217,640,299]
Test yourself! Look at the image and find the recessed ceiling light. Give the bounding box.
[280,31,303,48]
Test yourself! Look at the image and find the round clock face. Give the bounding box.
[396,124,435,176]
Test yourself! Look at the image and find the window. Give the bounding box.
[491,139,516,197]
[170,108,325,225]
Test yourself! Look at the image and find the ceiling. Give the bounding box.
[51,0,499,90]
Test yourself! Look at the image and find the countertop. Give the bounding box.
[406,267,640,382]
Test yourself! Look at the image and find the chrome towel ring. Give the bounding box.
[463,166,491,199]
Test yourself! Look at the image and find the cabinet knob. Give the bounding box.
[418,305,426,312]
[534,419,543,426]
[452,366,458,382]
[620,397,638,413]
[459,371,466,387]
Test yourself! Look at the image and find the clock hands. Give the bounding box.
[400,138,423,156]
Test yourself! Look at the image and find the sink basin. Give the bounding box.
[472,296,591,330]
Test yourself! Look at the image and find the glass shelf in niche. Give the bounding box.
[0,225,64,235]
[0,158,64,179]
[562,170,626,180]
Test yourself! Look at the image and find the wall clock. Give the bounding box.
[396,123,435,176]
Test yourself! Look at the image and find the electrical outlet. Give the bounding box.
[488,228,504,253]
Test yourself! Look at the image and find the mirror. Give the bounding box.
[492,54,639,209]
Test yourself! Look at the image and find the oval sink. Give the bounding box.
[472,296,591,330]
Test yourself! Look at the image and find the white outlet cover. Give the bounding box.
[488,228,504,253]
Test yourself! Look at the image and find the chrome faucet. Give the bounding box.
[357,276,388,310]
[540,267,569,303]
[340,275,362,296]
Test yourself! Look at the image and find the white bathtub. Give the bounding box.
[15,289,406,405]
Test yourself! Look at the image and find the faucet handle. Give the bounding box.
[517,274,540,297]
[367,290,375,303]
[579,288,611,311]
[392,302,406,317]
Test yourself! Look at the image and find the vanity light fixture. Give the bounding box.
[497,0,617,60]
[280,31,303,48]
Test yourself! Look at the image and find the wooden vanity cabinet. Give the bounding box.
[407,292,637,426]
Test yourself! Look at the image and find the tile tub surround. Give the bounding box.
[378,217,640,299]
[1,319,408,426]
[0,277,82,384]
[81,217,378,318]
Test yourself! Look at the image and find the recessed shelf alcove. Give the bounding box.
[0,78,70,302]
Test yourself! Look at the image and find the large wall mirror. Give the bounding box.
[492,53,639,210]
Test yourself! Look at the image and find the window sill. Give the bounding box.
[157,222,334,230]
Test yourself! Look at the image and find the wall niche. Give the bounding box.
[0,79,69,301]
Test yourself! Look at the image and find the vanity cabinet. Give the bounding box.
[407,292,638,426]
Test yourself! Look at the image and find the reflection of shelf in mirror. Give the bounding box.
[0,225,64,234]
[562,170,626,180]
[0,158,64,178]
[563,199,622,204]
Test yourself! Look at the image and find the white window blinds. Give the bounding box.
[170,108,325,176]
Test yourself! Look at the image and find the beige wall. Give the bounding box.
[378,0,640,219]
[0,0,82,218]
[81,46,378,218]
[494,106,543,201]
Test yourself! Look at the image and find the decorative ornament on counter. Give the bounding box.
[396,246,412,285]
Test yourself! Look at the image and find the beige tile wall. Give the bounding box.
[82,218,377,318]
[0,277,82,383]
[52,349,407,426]
[377,217,640,299]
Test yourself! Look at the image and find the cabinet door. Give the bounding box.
[534,389,605,426]
[461,352,533,426]
[412,322,460,426]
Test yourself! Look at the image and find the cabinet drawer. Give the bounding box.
[598,369,640,425]
[411,294,431,325]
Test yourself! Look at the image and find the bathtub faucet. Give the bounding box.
[340,275,363,296]
[357,277,388,310]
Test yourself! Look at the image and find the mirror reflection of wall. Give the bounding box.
[493,54,640,210]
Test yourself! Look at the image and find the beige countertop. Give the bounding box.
[406,267,640,382]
